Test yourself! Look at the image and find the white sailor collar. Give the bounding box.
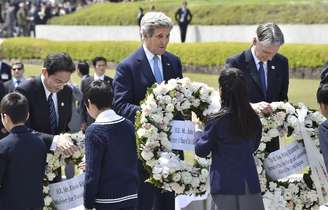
[94,109,124,125]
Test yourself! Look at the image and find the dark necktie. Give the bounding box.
[258,61,267,99]
[15,80,20,87]
[48,93,57,134]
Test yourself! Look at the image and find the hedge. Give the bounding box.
[1,38,328,68]
[48,2,328,25]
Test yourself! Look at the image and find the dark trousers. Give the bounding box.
[178,23,189,43]
[137,161,175,210]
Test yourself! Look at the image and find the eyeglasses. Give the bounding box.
[12,68,23,71]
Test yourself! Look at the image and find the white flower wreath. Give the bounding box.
[256,102,326,210]
[43,132,85,210]
[135,77,220,195]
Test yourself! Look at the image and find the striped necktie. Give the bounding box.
[48,93,57,134]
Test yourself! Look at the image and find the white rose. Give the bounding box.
[258,143,266,151]
[181,172,192,184]
[172,173,181,182]
[47,172,56,181]
[44,196,52,206]
[153,173,162,181]
[267,128,280,138]
[201,169,209,177]
[162,167,170,178]
[268,182,277,191]
[141,150,154,161]
[165,103,174,113]
[199,184,207,192]
[170,183,185,194]
[191,177,200,188]
[199,174,207,183]
[43,186,49,193]
[46,154,54,163]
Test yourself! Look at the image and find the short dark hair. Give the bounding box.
[92,56,107,66]
[12,62,24,70]
[84,80,113,110]
[0,92,29,124]
[43,53,75,76]
[317,84,328,104]
[77,61,89,76]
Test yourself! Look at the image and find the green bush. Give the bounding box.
[48,1,328,25]
[1,38,328,68]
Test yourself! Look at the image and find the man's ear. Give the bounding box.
[41,68,48,77]
[252,37,257,46]
[26,112,30,121]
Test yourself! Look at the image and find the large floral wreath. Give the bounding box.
[43,132,85,210]
[256,102,328,210]
[135,77,220,195]
[136,77,328,209]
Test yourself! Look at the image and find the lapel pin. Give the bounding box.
[271,65,275,70]
[167,63,171,66]
[61,102,64,107]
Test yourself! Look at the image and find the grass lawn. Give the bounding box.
[49,0,328,25]
[25,64,319,109]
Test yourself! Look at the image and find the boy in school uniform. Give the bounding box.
[84,80,138,210]
[317,83,328,171]
[0,92,47,210]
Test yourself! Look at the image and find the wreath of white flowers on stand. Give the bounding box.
[256,102,327,210]
[135,77,220,195]
[43,132,85,210]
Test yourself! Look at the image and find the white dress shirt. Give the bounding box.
[41,74,59,124]
[94,74,105,81]
[143,44,164,80]
[251,46,268,89]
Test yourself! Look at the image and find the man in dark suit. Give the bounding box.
[0,92,46,210]
[16,53,75,135]
[175,1,192,43]
[0,60,11,82]
[225,23,289,152]
[4,61,25,93]
[80,56,113,130]
[113,12,183,210]
[16,53,78,161]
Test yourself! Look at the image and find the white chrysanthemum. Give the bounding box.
[181,172,192,184]
[172,173,181,182]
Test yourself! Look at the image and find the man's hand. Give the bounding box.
[78,160,86,171]
[56,134,79,156]
[251,101,273,115]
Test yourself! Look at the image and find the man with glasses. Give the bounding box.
[15,53,77,165]
[4,62,26,93]
[16,53,75,136]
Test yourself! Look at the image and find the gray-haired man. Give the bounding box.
[225,23,289,152]
[113,12,183,210]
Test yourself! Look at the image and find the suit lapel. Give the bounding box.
[136,47,156,84]
[161,54,173,81]
[245,49,265,98]
[57,90,66,131]
[266,60,276,101]
[36,77,52,130]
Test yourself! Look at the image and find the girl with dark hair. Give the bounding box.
[195,67,264,210]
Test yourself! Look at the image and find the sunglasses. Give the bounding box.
[12,68,23,71]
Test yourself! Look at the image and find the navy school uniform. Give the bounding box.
[0,125,47,210]
[84,109,138,210]
[195,113,262,195]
